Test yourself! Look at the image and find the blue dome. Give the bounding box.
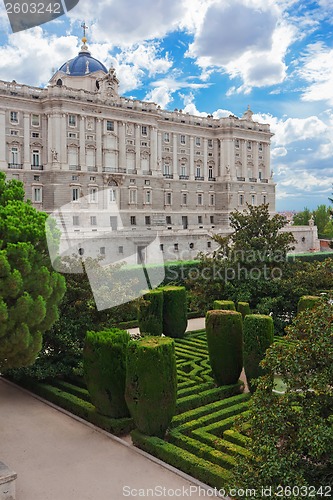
[59,50,107,76]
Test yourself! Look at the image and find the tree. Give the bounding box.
[233,296,333,495]
[293,205,332,237]
[0,173,66,371]
[293,207,312,227]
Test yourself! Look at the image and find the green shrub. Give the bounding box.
[237,302,251,319]
[125,336,177,437]
[205,310,243,386]
[297,295,320,313]
[213,300,236,311]
[83,328,130,418]
[162,286,187,338]
[138,289,163,336]
[243,314,274,393]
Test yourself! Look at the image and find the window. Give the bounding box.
[145,190,151,204]
[145,216,151,226]
[247,141,252,150]
[73,216,79,226]
[10,111,18,123]
[180,135,186,144]
[208,167,214,179]
[259,142,263,151]
[130,216,136,226]
[90,176,96,181]
[32,150,40,166]
[182,193,187,205]
[259,170,262,180]
[210,216,214,224]
[32,132,39,138]
[109,189,117,202]
[207,241,211,248]
[141,141,148,147]
[174,243,179,251]
[145,179,150,186]
[68,132,77,138]
[129,189,137,204]
[164,132,170,142]
[251,194,255,206]
[130,178,135,184]
[31,114,40,126]
[160,244,164,252]
[89,188,98,203]
[141,125,147,136]
[33,175,40,181]
[195,137,201,146]
[10,130,18,136]
[196,166,201,178]
[10,147,18,164]
[235,139,240,149]
[180,164,187,177]
[197,193,203,205]
[165,192,172,205]
[163,164,170,175]
[72,188,79,201]
[107,120,114,131]
[100,247,106,256]
[239,194,244,206]
[208,139,213,148]
[208,152,213,157]
[166,216,172,225]
[119,246,124,254]
[198,216,203,224]
[210,194,215,206]
[68,115,76,127]
[33,187,42,202]
[189,242,194,249]
[263,195,267,204]
[90,216,97,226]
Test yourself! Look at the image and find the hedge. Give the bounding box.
[213,300,236,311]
[138,289,163,336]
[162,286,188,338]
[237,302,251,319]
[206,310,243,386]
[297,295,320,313]
[125,336,177,437]
[83,328,130,418]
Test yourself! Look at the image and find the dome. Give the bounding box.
[58,48,107,77]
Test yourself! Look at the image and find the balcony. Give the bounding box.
[163,174,174,179]
[208,176,216,181]
[88,166,97,172]
[31,165,43,171]
[69,165,81,171]
[102,167,127,173]
[128,169,137,174]
[8,163,22,169]
[237,176,245,181]
[249,177,257,182]
[261,178,268,183]
[143,170,152,175]
[179,175,189,180]
[195,176,204,181]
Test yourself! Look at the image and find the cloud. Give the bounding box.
[298,42,333,105]
[145,86,174,108]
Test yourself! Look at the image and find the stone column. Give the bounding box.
[118,122,126,171]
[253,142,259,179]
[96,119,102,171]
[218,139,224,178]
[213,139,218,177]
[0,111,6,168]
[157,131,162,173]
[265,143,271,180]
[42,114,47,167]
[79,116,86,170]
[203,138,208,179]
[47,114,52,165]
[23,113,30,169]
[60,114,67,165]
[241,140,247,179]
[189,136,194,180]
[151,127,158,173]
[173,133,178,177]
[229,139,235,179]
[135,125,141,173]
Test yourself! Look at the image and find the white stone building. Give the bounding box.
[0,37,318,263]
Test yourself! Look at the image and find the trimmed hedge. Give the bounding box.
[83,328,130,418]
[162,286,188,338]
[206,310,243,386]
[138,289,163,336]
[125,336,177,437]
[213,300,236,311]
[297,295,320,313]
[237,302,251,319]
[243,314,274,393]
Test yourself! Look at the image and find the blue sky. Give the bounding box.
[1,0,333,211]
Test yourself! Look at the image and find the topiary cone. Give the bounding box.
[138,289,163,336]
[125,336,177,437]
[162,286,187,338]
[83,328,130,418]
[206,309,243,385]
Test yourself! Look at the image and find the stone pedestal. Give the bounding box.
[0,462,16,500]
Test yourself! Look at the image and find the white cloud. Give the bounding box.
[298,42,333,105]
[271,146,288,158]
[145,86,173,108]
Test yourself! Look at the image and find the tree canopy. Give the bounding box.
[0,173,66,370]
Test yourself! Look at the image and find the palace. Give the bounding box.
[0,36,319,263]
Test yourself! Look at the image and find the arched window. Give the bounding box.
[56,79,63,87]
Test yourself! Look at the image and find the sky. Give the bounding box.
[0,0,333,211]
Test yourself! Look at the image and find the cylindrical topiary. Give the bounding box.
[297,295,320,314]
[213,300,236,311]
[237,301,251,319]
[83,328,130,418]
[162,286,187,338]
[243,314,274,393]
[138,289,163,336]
[205,310,243,386]
[125,336,177,437]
